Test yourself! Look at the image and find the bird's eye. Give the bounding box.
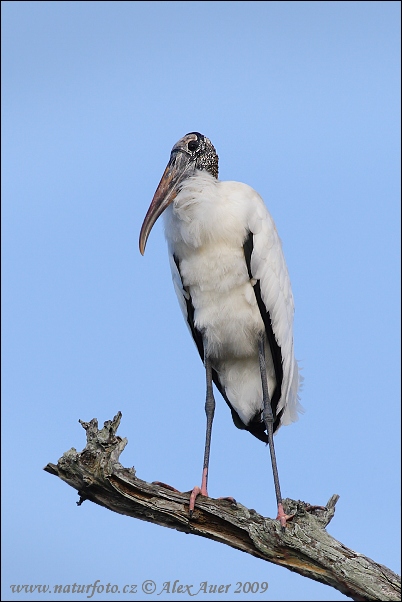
[188,140,199,152]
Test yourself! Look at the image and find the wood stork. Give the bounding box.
[139,132,302,527]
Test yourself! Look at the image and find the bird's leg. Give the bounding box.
[258,334,291,530]
[201,353,215,495]
[189,353,215,516]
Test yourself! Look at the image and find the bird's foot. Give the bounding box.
[304,504,327,512]
[276,502,328,530]
[218,496,237,505]
[189,490,237,517]
[152,481,180,493]
[189,485,208,518]
[277,502,296,531]
[189,466,210,517]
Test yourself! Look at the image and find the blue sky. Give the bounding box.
[2,2,400,600]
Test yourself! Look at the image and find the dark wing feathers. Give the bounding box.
[243,232,284,432]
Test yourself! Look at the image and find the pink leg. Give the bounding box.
[276,502,295,528]
[190,355,215,517]
[259,335,290,531]
[189,467,208,516]
[189,467,236,515]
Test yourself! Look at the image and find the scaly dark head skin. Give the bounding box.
[183,132,219,179]
[139,133,219,254]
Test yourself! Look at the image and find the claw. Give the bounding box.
[304,504,327,513]
[218,496,237,505]
[189,485,205,517]
[276,502,295,530]
[189,486,236,517]
[151,481,180,492]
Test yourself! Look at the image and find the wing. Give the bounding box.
[245,191,302,429]
[167,247,268,443]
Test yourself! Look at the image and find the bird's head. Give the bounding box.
[139,132,218,254]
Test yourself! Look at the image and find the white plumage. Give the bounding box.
[164,171,301,430]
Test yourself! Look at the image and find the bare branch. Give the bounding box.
[44,412,400,601]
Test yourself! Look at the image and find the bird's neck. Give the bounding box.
[163,171,221,250]
[173,170,219,211]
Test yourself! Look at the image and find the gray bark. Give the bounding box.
[44,412,400,601]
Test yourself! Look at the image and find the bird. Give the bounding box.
[139,132,302,527]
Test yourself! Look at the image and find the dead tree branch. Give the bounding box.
[44,412,400,601]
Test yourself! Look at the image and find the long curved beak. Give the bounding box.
[139,150,194,255]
